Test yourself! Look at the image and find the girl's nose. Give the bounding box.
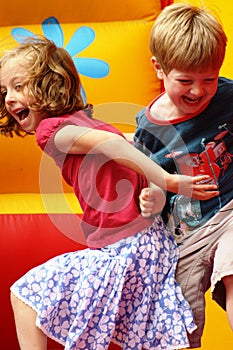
[5,91,16,105]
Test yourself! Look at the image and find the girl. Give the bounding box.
[0,36,218,350]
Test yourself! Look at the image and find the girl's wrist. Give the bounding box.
[165,173,178,193]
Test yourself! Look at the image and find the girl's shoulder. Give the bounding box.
[35,114,73,150]
[36,110,124,151]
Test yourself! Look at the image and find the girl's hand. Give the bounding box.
[166,174,219,200]
[139,185,166,218]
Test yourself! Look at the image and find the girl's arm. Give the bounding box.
[54,125,219,200]
[139,184,166,217]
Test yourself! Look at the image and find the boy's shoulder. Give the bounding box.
[135,107,148,128]
[212,76,233,102]
[218,76,233,90]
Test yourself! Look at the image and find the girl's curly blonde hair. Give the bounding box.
[0,36,86,137]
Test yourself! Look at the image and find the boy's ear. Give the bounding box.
[151,56,164,79]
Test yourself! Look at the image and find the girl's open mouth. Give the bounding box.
[17,108,29,121]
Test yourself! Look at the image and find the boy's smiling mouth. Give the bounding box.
[183,96,202,104]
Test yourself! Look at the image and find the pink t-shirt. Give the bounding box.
[36,111,152,248]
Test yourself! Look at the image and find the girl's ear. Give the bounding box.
[151,56,164,80]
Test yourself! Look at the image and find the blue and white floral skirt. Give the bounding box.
[11,217,196,349]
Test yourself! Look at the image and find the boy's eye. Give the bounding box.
[204,78,216,83]
[177,79,192,84]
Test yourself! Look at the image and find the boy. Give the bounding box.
[135,3,233,348]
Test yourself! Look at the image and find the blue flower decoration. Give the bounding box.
[11,17,110,104]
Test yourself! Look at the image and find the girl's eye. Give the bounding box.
[0,90,6,98]
[15,84,22,91]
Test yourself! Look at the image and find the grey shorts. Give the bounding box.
[175,200,233,348]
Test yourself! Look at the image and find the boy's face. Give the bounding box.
[0,56,44,133]
[154,60,219,117]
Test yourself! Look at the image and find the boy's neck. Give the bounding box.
[150,93,182,121]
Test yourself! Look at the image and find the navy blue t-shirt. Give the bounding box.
[134,77,233,239]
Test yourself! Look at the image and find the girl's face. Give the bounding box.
[0,56,45,132]
[152,58,219,117]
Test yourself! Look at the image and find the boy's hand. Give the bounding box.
[166,174,219,200]
[140,186,166,218]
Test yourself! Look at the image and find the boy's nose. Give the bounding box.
[190,83,204,96]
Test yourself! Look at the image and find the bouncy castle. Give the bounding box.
[0,0,233,349]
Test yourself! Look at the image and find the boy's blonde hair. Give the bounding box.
[150,3,227,75]
[0,36,85,136]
